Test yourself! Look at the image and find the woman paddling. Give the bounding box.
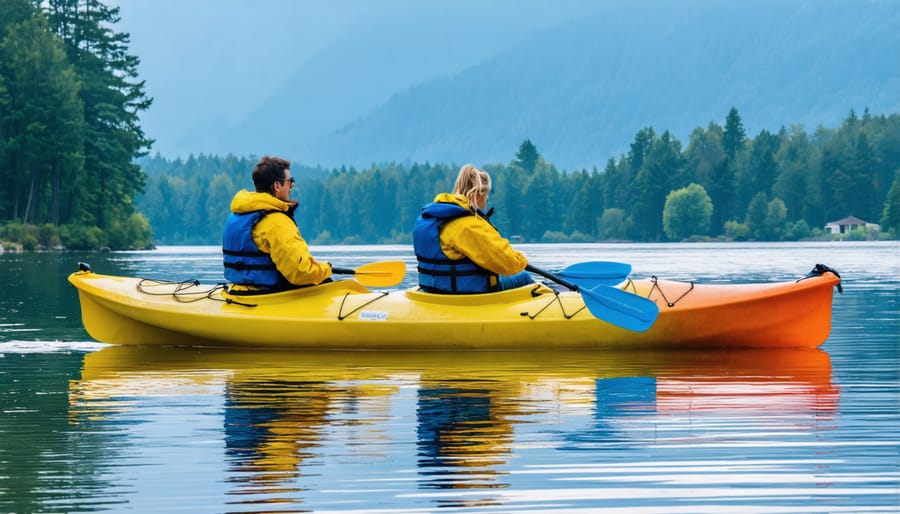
[413,164,534,294]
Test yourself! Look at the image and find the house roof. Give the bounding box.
[825,215,869,225]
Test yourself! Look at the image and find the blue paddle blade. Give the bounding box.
[558,261,632,288]
[580,285,659,332]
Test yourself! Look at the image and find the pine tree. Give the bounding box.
[0,14,83,225]
[722,107,746,159]
[43,0,152,233]
[880,172,900,235]
[685,123,727,234]
[515,139,539,173]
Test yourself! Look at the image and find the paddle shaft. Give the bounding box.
[526,265,581,291]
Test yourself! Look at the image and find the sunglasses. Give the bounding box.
[274,177,295,186]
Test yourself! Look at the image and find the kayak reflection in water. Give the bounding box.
[66,347,838,508]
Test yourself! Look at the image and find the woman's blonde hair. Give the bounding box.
[452,164,491,210]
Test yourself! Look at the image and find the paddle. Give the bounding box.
[557,261,631,288]
[526,264,659,332]
[331,261,406,287]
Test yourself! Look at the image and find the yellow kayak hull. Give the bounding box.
[67,267,840,349]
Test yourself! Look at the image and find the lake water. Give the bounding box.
[1,242,898,513]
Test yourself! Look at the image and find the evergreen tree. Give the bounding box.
[745,192,769,239]
[764,197,788,240]
[881,172,900,235]
[850,129,877,220]
[505,142,543,237]
[684,124,725,189]
[737,129,780,213]
[0,14,83,225]
[600,157,626,209]
[522,163,557,240]
[0,0,33,39]
[631,130,683,240]
[618,127,656,236]
[722,107,746,159]
[822,148,853,222]
[773,126,811,223]
[708,115,742,235]
[43,0,152,233]
[565,169,603,238]
[205,173,234,237]
[514,139,539,173]
[627,127,655,175]
[803,125,831,227]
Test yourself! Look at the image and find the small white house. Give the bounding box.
[824,215,880,234]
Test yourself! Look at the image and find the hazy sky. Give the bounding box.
[113,1,362,149]
[110,0,600,158]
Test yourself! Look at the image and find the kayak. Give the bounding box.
[67,262,842,349]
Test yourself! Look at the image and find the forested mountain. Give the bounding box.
[115,0,898,170]
[221,0,899,171]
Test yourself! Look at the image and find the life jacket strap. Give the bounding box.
[223,261,277,271]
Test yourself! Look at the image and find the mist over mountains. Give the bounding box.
[118,0,899,171]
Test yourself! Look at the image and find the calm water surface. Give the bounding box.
[1,242,898,513]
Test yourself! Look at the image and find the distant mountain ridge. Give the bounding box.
[124,0,899,171]
[281,0,898,170]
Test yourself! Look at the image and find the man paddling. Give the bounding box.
[222,156,332,291]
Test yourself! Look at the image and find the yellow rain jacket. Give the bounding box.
[228,190,332,286]
[432,193,528,279]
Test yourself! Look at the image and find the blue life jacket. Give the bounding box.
[412,202,496,294]
[222,210,291,289]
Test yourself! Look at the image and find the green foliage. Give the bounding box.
[313,229,334,245]
[598,208,629,240]
[0,13,84,226]
[0,0,151,251]
[764,198,788,240]
[540,231,568,243]
[723,107,746,159]
[0,220,72,249]
[515,139,540,173]
[568,231,593,243]
[784,219,811,241]
[745,192,769,239]
[59,223,104,250]
[881,172,900,235]
[629,130,687,240]
[0,220,27,241]
[723,220,751,241]
[105,213,154,250]
[38,223,61,248]
[844,226,870,241]
[663,183,713,241]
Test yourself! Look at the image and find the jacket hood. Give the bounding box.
[230,190,295,214]
[432,193,471,210]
